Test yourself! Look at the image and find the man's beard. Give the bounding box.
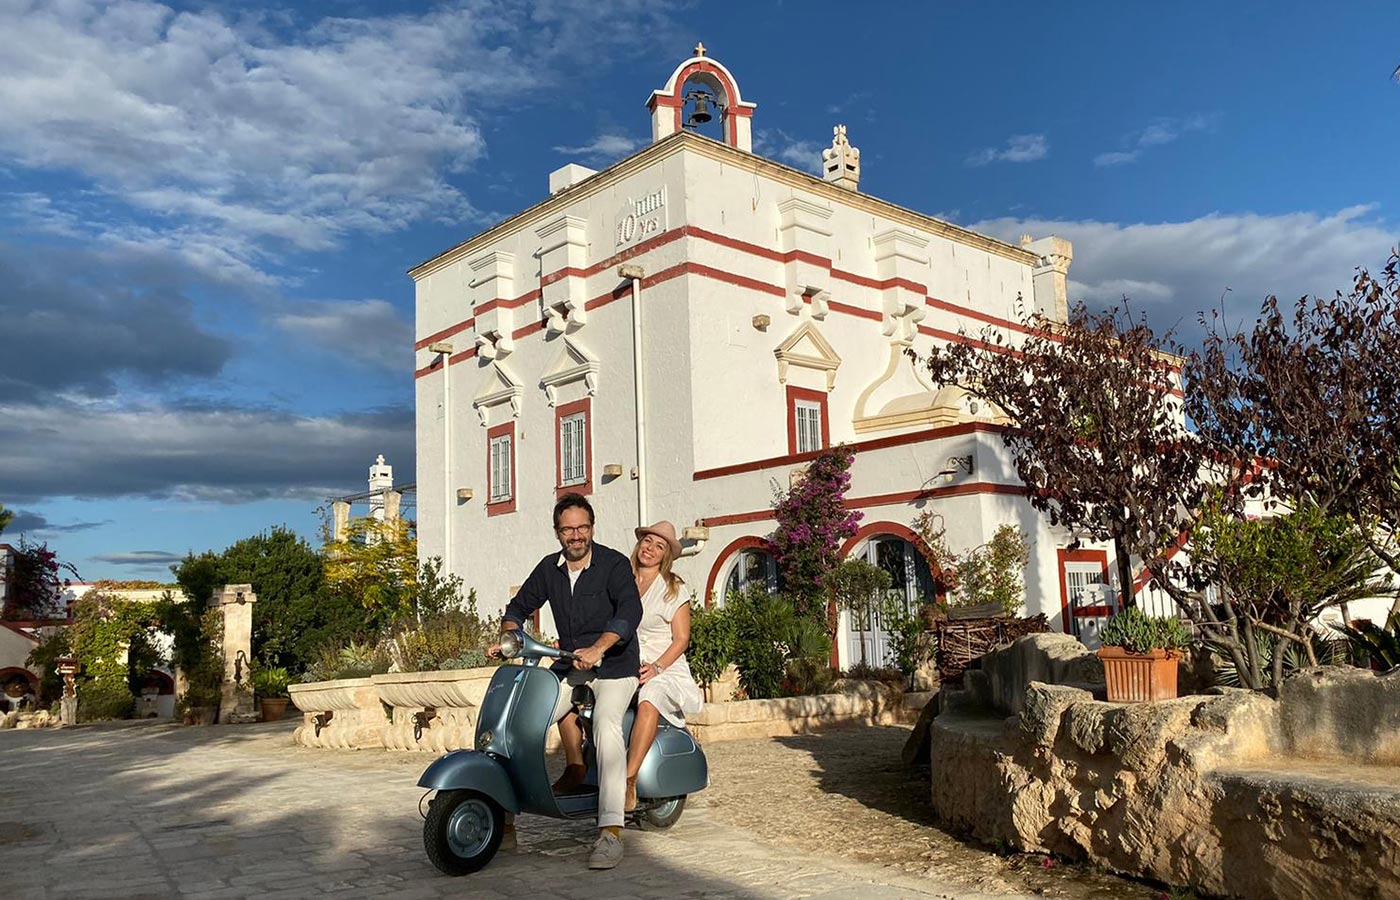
[562,539,592,562]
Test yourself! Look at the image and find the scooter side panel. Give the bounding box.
[416,750,520,813]
[487,665,565,817]
[635,726,708,798]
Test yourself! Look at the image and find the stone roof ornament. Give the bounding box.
[822,124,860,191]
[693,41,706,57]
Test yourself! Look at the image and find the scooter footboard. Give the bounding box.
[635,726,708,799]
[417,750,520,813]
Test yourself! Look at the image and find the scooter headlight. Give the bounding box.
[499,631,523,659]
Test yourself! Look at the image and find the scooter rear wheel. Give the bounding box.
[424,789,504,875]
[638,795,686,830]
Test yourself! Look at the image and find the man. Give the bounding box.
[494,492,642,870]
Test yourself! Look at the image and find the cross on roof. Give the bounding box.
[693,41,706,57]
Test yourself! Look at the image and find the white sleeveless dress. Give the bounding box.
[636,576,704,727]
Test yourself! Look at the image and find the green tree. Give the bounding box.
[824,558,893,669]
[0,502,12,535]
[921,302,1206,612]
[170,526,371,675]
[323,516,464,623]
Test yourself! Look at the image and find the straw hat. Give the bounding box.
[634,520,682,558]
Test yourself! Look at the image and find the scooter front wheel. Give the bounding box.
[424,789,504,875]
[638,795,686,830]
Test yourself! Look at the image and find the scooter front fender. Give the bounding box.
[417,750,520,814]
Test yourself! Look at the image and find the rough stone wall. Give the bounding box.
[930,666,1400,899]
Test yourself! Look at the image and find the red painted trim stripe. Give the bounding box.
[700,481,1026,527]
[694,421,1005,481]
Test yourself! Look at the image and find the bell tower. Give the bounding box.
[647,43,757,152]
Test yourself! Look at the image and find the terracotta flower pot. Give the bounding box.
[1097,646,1179,702]
[260,697,291,722]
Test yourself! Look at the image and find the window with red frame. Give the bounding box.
[486,422,516,516]
[786,385,829,455]
[555,398,592,495]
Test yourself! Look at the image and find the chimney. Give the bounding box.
[822,124,860,191]
[549,163,597,195]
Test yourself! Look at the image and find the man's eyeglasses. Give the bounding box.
[557,525,592,537]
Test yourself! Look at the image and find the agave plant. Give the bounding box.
[1335,612,1400,671]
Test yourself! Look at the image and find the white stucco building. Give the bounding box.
[413,49,1125,667]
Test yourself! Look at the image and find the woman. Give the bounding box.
[625,520,704,811]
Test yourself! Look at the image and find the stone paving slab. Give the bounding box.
[0,721,1118,899]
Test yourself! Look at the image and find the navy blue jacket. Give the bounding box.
[502,543,642,680]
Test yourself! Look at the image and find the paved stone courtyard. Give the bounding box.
[0,722,1153,899]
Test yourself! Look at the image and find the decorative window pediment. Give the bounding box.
[472,362,523,426]
[853,342,1008,433]
[774,322,841,391]
[540,337,599,406]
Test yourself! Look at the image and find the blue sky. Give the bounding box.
[2,0,1398,582]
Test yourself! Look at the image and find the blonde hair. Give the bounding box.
[631,536,685,601]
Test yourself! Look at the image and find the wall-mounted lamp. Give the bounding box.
[428,341,454,354]
[456,488,474,502]
[602,464,624,478]
[937,454,974,483]
[752,314,771,331]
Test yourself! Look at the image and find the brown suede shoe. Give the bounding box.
[552,763,587,794]
[624,775,638,812]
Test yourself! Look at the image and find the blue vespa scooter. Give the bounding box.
[418,628,709,875]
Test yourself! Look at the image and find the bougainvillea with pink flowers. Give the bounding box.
[770,445,863,628]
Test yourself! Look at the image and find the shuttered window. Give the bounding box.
[489,434,512,502]
[794,400,824,454]
[560,411,587,486]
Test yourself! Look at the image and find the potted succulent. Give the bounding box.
[252,666,292,722]
[1097,607,1192,702]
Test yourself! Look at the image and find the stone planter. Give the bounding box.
[372,667,497,752]
[288,677,385,749]
[1097,647,1178,702]
[689,681,927,743]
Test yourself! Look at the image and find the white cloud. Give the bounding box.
[965,134,1048,167]
[973,205,1400,336]
[0,398,414,504]
[0,0,679,274]
[93,550,185,567]
[1094,115,1213,166]
[754,129,824,174]
[274,299,413,372]
[553,133,643,165]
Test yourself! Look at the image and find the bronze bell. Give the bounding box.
[688,94,713,126]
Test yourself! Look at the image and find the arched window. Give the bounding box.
[706,537,781,606]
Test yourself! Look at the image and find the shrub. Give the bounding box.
[300,640,390,682]
[387,599,497,673]
[884,608,934,686]
[781,616,834,697]
[843,661,906,685]
[1336,612,1400,670]
[1100,607,1193,654]
[688,597,736,693]
[727,588,794,701]
[78,678,135,722]
[251,666,291,698]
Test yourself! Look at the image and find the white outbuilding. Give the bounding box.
[413,48,1128,667]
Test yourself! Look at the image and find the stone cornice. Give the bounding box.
[408,132,1038,281]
